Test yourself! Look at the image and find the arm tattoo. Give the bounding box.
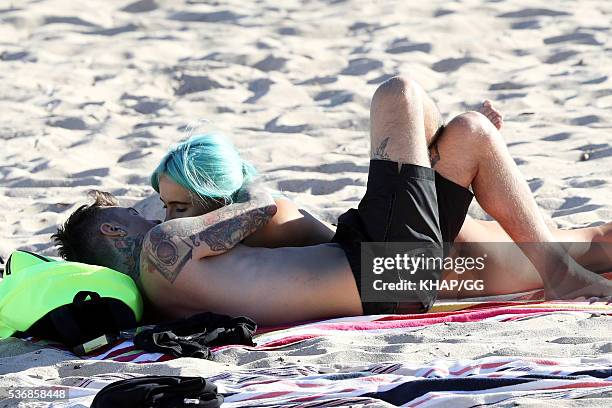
[143,184,277,283]
[429,142,441,168]
[372,137,391,160]
[143,227,194,283]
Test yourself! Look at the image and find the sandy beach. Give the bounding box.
[0,0,611,406]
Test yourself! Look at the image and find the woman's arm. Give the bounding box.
[242,198,335,248]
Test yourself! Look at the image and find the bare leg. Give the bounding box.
[458,98,609,273]
[370,76,433,167]
[432,111,612,299]
[370,76,611,300]
[458,217,612,272]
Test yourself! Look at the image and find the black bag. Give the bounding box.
[24,291,138,355]
[91,376,223,408]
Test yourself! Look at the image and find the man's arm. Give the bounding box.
[141,184,277,283]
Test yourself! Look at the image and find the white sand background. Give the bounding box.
[0,0,611,406]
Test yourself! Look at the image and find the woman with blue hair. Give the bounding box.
[151,133,335,247]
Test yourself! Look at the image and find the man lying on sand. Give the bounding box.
[53,76,612,325]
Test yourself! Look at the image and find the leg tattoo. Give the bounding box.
[373,137,391,160]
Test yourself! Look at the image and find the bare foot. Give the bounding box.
[478,99,503,130]
[544,265,612,302]
[595,221,612,244]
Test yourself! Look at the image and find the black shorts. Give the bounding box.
[331,160,474,315]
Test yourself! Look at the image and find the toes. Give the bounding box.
[485,112,503,129]
[493,117,503,130]
[478,100,503,130]
[585,296,612,304]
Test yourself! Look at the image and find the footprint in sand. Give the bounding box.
[118,129,157,141]
[43,16,99,28]
[130,99,168,115]
[71,168,110,178]
[570,115,600,126]
[432,57,486,73]
[202,52,249,65]
[253,55,287,72]
[433,9,454,18]
[566,177,607,188]
[175,74,227,95]
[47,117,88,130]
[489,81,529,91]
[512,157,527,166]
[314,90,354,107]
[121,0,158,13]
[499,8,570,32]
[541,132,571,141]
[264,117,308,134]
[544,32,602,46]
[549,336,602,344]
[10,177,102,188]
[86,24,138,36]
[278,27,299,36]
[497,8,570,19]
[511,20,541,30]
[497,92,527,101]
[528,178,544,192]
[544,50,579,64]
[558,197,592,209]
[298,76,338,86]
[168,10,243,23]
[349,21,383,34]
[552,197,602,217]
[245,78,274,104]
[118,149,152,163]
[0,50,36,62]
[581,76,608,85]
[385,38,432,54]
[340,58,383,76]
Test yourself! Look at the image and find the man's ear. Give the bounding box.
[100,222,127,237]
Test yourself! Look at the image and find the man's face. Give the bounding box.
[158,175,223,221]
[99,206,161,237]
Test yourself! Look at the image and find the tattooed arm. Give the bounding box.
[141,184,277,283]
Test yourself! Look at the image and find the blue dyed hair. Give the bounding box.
[151,134,257,204]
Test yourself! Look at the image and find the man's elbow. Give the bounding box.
[262,201,278,219]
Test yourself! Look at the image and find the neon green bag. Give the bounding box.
[0,250,143,354]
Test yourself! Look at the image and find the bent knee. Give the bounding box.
[443,111,502,145]
[372,75,421,104]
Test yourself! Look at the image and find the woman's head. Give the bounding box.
[151,133,256,220]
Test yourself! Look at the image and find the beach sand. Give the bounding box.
[0,0,611,405]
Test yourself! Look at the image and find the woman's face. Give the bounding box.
[158,175,219,221]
